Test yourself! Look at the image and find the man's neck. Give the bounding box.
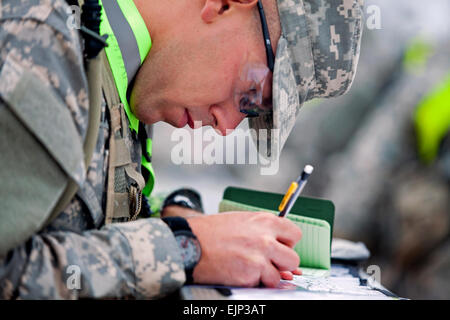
[133,0,184,49]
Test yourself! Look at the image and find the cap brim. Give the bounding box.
[249,36,301,160]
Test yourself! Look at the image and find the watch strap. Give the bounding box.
[161,216,193,234]
[161,216,198,283]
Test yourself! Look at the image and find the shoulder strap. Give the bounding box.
[101,52,146,223]
[43,52,103,227]
[43,0,108,227]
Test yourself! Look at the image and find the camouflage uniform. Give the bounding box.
[0,0,185,299]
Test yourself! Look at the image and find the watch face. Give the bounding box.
[175,231,201,270]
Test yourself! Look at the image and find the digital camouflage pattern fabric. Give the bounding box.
[0,0,185,299]
[250,0,364,158]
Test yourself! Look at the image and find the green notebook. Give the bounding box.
[219,187,335,270]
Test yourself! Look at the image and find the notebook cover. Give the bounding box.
[223,186,335,242]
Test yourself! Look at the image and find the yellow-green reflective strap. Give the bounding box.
[146,137,153,157]
[415,75,450,164]
[99,0,151,132]
[100,0,155,194]
[116,0,151,64]
[403,37,434,74]
[142,159,155,197]
[142,138,154,196]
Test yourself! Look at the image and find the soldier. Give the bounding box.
[0,0,363,299]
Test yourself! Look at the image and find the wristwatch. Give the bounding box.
[161,216,201,283]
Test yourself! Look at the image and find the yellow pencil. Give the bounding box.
[278,165,314,217]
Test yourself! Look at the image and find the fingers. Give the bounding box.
[280,271,294,280]
[269,239,300,272]
[280,267,303,280]
[293,267,302,275]
[259,213,302,248]
[276,225,302,248]
[260,263,281,288]
[260,262,302,287]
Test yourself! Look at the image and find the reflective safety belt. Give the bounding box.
[403,38,450,165]
[100,0,155,196]
[414,74,450,164]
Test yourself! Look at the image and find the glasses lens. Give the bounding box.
[234,62,272,118]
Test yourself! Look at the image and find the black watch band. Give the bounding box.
[162,216,193,233]
[161,217,201,284]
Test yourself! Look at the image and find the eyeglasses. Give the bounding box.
[236,1,275,118]
[257,1,275,72]
[234,62,272,118]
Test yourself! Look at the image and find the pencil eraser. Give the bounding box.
[304,165,314,174]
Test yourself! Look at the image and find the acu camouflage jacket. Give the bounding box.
[0,0,185,299]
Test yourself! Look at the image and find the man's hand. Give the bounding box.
[187,211,302,288]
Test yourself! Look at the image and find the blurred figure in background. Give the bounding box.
[322,38,450,299]
[311,0,450,299]
[274,0,450,299]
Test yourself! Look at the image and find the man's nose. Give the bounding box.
[210,101,246,136]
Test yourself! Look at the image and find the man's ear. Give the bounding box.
[200,0,259,23]
[200,0,224,23]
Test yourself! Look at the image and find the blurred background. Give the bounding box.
[151,0,450,299]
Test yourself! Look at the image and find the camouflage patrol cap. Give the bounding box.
[249,0,364,158]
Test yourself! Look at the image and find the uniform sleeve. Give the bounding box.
[0,218,185,299]
[0,0,185,299]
